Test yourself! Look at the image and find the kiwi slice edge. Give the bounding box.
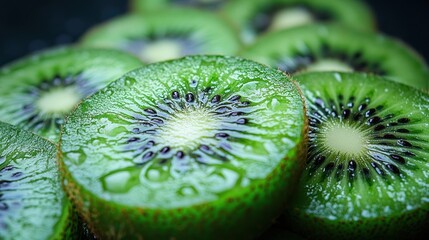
[79,8,243,64]
[0,46,143,142]
[59,55,307,239]
[239,23,429,90]
[0,121,77,240]
[283,72,429,239]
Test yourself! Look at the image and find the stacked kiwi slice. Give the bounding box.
[0,121,74,240]
[59,55,306,239]
[239,24,429,90]
[1,0,429,239]
[0,47,142,142]
[221,0,375,43]
[80,8,241,64]
[284,72,429,239]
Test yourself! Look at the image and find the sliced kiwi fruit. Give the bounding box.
[80,8,242,64]
[282,72,429,239]
[240,24,429,90]
[0,121,74,239]
[130,0,227,12]
[0,47,142,142]
[222,0,375,43]
[59,55,306,239]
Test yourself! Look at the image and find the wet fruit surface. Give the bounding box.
[0,47,142,141]
[0,122,70,240]
[60,56,306,239]
[286,72,429,239]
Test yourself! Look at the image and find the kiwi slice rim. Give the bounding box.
[221,0,375,44]
[0,121,75,240]
[0,46,143,142]
[79,8,243,64]
[59,55,307,239]
[239,23,429,90]
[283,71,429,239]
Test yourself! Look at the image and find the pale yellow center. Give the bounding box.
[269,8,314,31]
[324,125,365,155]
[36,86,81,114]
[305,59,354,73]
[140,39,183,63]
[157,108,218,149]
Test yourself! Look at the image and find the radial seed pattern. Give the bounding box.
[0,47,142,141]
[285,72,429,239]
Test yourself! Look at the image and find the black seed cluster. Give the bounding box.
[18,73,95,132]
[307,95,416,184]
[127,86,252,171]
[277,43,387,75]
[251,4,331,34]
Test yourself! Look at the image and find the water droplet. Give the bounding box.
[177,186,198,196]
[66,151,87,165]
[101,168,139,194]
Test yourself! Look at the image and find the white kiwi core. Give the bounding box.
[157,108,219,149]
[269,8,314,31]
[323,123,366,155]
[140,39,183,63]
[305,59,354,73]
[36,86,81,115]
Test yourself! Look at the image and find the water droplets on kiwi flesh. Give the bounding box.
[277,43,387,75]
[125,86,252,174]
[123,32,202,63]
[250,4,332,34]
[0,164,25,228]
[307,93,422,185]
[0,123,69,239]
[13,74,97,133]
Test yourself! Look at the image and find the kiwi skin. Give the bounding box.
[282,72,429,240]
[58,55,308,240]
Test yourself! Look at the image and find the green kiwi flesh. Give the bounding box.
[80,9,242,64]
[222,0,375,43]
[240,24,429,90]
[131,0,226,12]
[0,121,73,240]
[0,47,142,142]
[59,55,306,239]
[284,72,429,239]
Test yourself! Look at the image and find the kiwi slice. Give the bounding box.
[59,55,306,239]
[80,8,242,64]
[0,47,142,142]
[283,72,429,239]
[222,0,375,43]
[130,0,227,12]
[240,24,429,90]
[0,121,74,239]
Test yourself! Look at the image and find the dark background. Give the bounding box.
[0,0,428,66]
